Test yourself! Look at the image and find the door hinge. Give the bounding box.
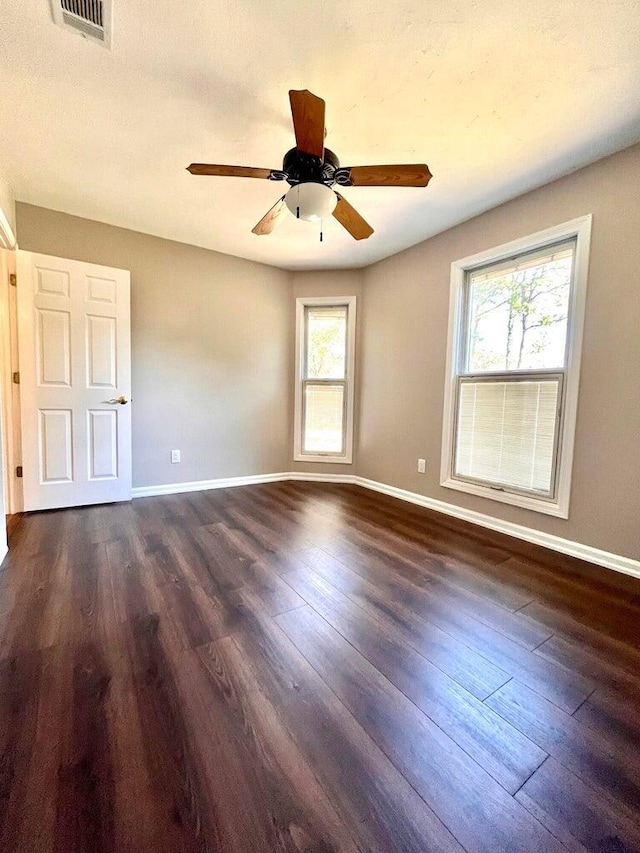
[16,466,23,478]
[9,273,16,287]
[12,371,19,385]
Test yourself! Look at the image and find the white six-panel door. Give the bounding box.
[17,251,131,511]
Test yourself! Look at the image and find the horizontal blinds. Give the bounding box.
[468,241,575,283]
[455,378,560,494]
[306,306,348,321]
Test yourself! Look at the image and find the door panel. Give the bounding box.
[88,409,118,480]
[37,308,71,385]
[38,409,73,483]
[86,315,117,388]
[86,275,117,303]
[36,266,70,297]
[18,251,131,510]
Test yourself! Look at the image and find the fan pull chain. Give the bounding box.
[320,218,323,243]
[296,185,300,219]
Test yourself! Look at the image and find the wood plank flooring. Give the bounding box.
[1,482,639,852]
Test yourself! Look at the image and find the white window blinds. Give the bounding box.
[454,377,561,495]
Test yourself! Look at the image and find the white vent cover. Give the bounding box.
[51,0,112,47]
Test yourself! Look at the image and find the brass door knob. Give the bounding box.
[108,395,129,405]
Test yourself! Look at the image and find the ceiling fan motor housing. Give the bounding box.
[278,147,341,186]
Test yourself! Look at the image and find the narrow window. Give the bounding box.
[294,296,356,464]
[441,217,592,517]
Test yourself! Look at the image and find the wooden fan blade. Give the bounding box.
[346,164,432,187]
[187,164,274,179]
[332,193,374,241]
[289,90,325,159]
[252,196,288,236]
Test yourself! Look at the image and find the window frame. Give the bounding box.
[440,215,592,518]
[294,295,356,464]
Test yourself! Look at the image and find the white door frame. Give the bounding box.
[0,246,18,563]
[1,249,23,516]
[0,198,19,535]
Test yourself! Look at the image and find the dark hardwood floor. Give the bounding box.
[1,481,639,852]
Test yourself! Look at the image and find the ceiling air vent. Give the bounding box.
[51,0,113,47]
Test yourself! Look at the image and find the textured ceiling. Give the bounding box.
[1,0,640,270]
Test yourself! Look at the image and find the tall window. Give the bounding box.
[441,217,592,517]
[294,296,356,464]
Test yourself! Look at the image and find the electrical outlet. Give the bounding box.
[171,450,181,464]
[417,458,426,474]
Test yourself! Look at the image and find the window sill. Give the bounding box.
[440,476,569,518]
[294,453,353,465]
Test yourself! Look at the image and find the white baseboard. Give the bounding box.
[131,471,640,579]
[131,471,290,498]
[131,470,357,498]
[355,477,640,580]
[287,472,358,484]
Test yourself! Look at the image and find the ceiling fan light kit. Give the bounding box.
[285,182,338,221]
[187,89,433,241]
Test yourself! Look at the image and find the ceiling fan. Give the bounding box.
[187,89,432,241]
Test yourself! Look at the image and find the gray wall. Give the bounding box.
[16,204,292,489]
[359,142,640,560]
